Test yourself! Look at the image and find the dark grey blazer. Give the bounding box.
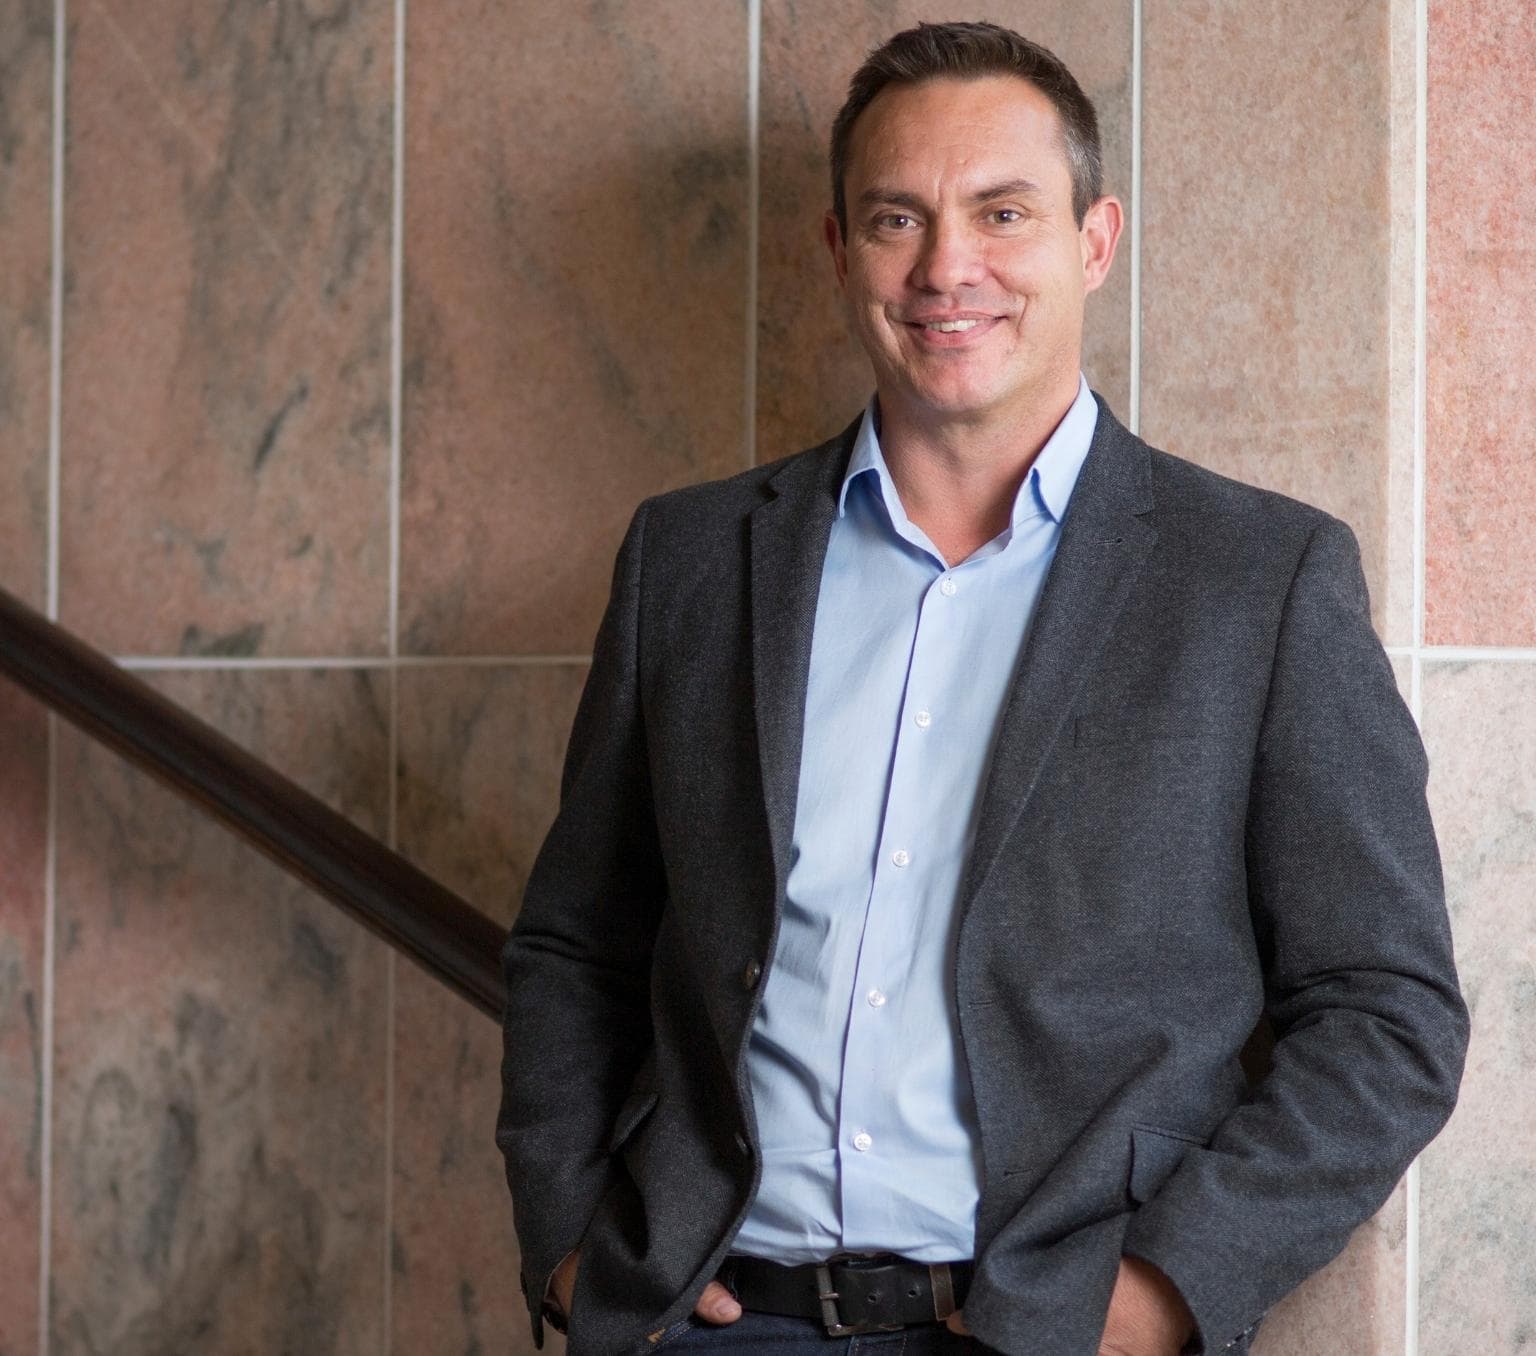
[497,397,1467,1356]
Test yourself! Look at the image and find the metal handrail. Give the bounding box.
[0,586,505,1020]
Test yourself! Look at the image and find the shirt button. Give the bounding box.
[740,959,762,991]
[852,1132,873,1152]
[939,577,957,596]
[891,849,910,868]
[867,989,886,1007]
[914,709,932,729]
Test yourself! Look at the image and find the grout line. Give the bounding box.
[744,0,760,469]
[40,717,58,1356]
[40,2,67,1349]
[47,1,64,626]
[1406,1,1428,1350]
[1418,647,1536,662]
[1128,0,1143,436]
[382,1,405,1349]
[112,654,595,671]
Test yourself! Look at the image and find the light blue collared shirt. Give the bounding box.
[736,376,1099,1262]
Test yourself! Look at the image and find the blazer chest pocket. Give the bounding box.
[1128,1124,1205,1203]
[607,1088,660,1154]
[1075,710,1212,746]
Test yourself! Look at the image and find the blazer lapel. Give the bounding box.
[959,400,1159,920]
[749,423,857,902]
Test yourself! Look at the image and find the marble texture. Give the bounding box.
[756,0,1133,462]
[58,1,393,657]
[1425,4,1536,647]
[0,684,48,1356]
[1253,1183,1406,1355]
[1418,661,1536,1353]
[400,0,750,657]
[49,669,391,1356]
[391,664,586,1355]
[1382,0,1420,650]
[1141,0,1396,638]
[0,0,53,608]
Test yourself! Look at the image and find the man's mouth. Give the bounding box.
[921,318,983,333]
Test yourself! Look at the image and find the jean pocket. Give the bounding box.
[633,1315,695,1353]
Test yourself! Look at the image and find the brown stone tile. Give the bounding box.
[0,683,48,1356]
[391,664,585,1354]
[1140,0,1396,637]
[50,669,391,1355]
[757,2,1133,461]
[0,0,53,609]
[1252,1182,1406,1355]
[58,3,393,657]
[1424,5,1536,646]
[400,1,750,656]
[1418,661,1536,1351]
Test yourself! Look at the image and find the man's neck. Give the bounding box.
[876,377,1082,568]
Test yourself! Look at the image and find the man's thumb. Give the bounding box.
[693,1280,743,1325]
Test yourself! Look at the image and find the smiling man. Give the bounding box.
[498,22,1467,1356]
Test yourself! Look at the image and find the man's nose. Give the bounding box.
[910,219,985,293]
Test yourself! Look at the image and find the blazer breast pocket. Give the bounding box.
[1074,709,1214,746]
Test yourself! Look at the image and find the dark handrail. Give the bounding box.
[0,586,506,1020]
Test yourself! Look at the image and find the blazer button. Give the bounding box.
[740,959,763,991]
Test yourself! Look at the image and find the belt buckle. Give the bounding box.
[814,1263,906,1338]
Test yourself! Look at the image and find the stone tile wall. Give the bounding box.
[0,2,1527,1351]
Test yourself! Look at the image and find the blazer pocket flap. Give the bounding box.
[1129,1124,1203,1203]
[607,1088,660,1153]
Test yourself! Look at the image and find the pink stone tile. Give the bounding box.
[58,4,393,657]
[1141,0,1396,637]
[1252,1182,1406,1355]
[757,2,1133,461]
[1424,5,1536,646]
[0,0,53,609]
[0,683,48,1356]
[1418,661,1536,1351]
[400,1,749,656]
[1382,0,1421,650]
[50,669,391,1354]
[391,664,586,1354]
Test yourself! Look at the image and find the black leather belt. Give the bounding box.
[721,1254,973,1336]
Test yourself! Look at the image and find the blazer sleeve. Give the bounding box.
[1121,515,1470,1353]
[495,499,666,1345]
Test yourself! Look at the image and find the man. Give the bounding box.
[497,22,1467,1356]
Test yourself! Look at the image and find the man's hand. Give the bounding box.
[1096,1256,1195,1356]
[549,1250,580,1321]
[945,1256,1193,1352]
[550,1251,743,1331]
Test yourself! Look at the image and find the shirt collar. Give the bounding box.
[837,374,1099,527]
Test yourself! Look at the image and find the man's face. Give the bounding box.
[827,75,1118,430]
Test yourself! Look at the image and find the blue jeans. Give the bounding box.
[636,1309,996,1354]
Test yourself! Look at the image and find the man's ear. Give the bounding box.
[823,210,849,289]
[1079,195,1124,295]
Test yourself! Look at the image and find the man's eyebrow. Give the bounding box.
[855,179,1044,210]
[969,178,1043,202]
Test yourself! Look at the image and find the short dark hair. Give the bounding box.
[829,21,1103,236]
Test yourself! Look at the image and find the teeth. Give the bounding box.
[923,318,982,332]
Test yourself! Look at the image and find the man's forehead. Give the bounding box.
[846,75,1072,190]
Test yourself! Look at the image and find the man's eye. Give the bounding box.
[877,213,914,230]
[990,208,1023,224]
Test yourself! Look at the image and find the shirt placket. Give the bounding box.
[835,561,967,1246]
